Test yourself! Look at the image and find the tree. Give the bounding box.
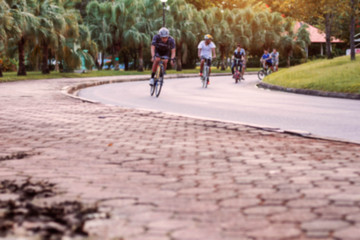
[125,0,160,71]
[350,0,358,60]
[168,0,197,71]
[262,0,347,59]
[279,21,310,67]
[0,0,21,77]
[86,0,113,69]
[5,0,39,76]
[32,0,66,74]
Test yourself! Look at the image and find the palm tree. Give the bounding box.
[5,0,39,76]
[0,0,21,77]
[279,21,310,67]
[86,0,113,70]
[205,7,233,70]
[59,10,96,72]
[168,0,197,71]
[32,0,66,74]
[128,0,162,71]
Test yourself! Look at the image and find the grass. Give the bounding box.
[264,55,360,94]
[0,67,260,83]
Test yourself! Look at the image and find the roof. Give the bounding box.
[294,22,343,43]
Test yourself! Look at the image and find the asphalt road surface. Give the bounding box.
[78,75,360,143]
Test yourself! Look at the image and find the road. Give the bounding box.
[78,75,360,143]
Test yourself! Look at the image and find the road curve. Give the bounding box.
[78,75,360,143]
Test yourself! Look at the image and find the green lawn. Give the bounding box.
[264,55,360,94]
[0,67,260,83]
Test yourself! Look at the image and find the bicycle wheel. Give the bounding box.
[150,80,156,96]
[155,78,163,97]
[258,70,265,80]
[155,65,164,97]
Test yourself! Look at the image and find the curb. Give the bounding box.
[61,74,360,146]
[257,82,360,100]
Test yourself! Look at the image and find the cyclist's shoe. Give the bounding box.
[149,78,154,86]
[199,72,203,77]
[207,80,210,85]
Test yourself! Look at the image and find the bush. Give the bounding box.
[0,57,18,72]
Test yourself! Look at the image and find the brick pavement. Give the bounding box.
[1,76,360,240]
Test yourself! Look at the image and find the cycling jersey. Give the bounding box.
[151,34,176,57]
[262,53,272,64]
[271,52,279,64]
[198,40,216,59]
[234,48,245,59]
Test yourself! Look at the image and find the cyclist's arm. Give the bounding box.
[171,48,176,60]
[212,48,216,59]
[198,48,201,58]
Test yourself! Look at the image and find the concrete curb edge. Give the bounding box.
[257,82,360,100]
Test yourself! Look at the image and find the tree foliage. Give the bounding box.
[0,0,325,76]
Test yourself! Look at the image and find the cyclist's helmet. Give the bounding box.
[159,27,170,38]
[204,34,213,40]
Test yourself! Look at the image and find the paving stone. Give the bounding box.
[1,76,360,240]
[301,219,350,231]
[243,206,288,215]
[246,224,302,239]
[333,225,360,239]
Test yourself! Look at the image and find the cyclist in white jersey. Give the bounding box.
[198,34,216,83]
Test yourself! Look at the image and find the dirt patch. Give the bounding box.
[0,179,108,239]
[0,152,31,162]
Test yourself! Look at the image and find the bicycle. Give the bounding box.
[150,57,171,98]
[257,63,273,81]
[201,57,212,88]
[232,58,243,84]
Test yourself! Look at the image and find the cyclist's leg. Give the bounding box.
[231,61,235,75]
[200,59,205,74]
[150,54,161,85]
[208,59,212,76]
[151,55,161,75]
[162,59,169,76]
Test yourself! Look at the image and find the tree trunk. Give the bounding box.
[138,44,144,72]
[55,53,59,72]
[176,41,182,71]
[41,41,50,74]
[325,12,333,59]
[287,50,292,67]
[0,63,3,77]
[100,51,105,70]
[132,52,137,70]
[220,45,226,70]
[350,0,356,61]
[124,53,129,71]
[17,36,27,76]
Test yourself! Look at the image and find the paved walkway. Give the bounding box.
[1,76,360,240]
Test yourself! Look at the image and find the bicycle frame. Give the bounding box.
[150,57,167,97]
[233,59,243,83]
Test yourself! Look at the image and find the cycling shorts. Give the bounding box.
[155,50,170,59]
[266,61,273,67]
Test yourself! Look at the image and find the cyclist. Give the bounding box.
[198,34,216,84]
[270,48,279,72]
[149,27,176,86]
[231,43,246,80]
[260,49,273,71]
